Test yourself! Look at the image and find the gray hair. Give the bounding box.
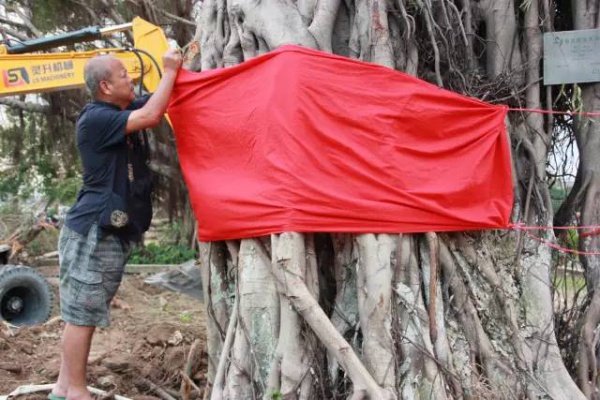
[84,55,117,98]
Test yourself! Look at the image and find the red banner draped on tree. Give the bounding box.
[167,45,513,241]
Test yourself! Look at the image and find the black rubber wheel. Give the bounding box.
[0,265,53,326]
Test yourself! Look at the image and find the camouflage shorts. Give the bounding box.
[58,224,130,327]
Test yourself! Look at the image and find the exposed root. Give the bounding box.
[211,291,238,400]
[438,240,514,390]
[577,290,600,398]
[273,233,394,400]
[329,234,360,387]
[355,234,396,388]
[393,234,447,399]
[224,238,278,399]
[199,241,231,390]
[425,232,439,344]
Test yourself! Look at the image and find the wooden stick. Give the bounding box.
[0,363,22,374]
[139,378,177,400]
[181,372,202,393]
[181,339,203,400]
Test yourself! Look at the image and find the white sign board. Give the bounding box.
[544,29,600,85]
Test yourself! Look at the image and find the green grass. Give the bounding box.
[128,242,196,264]
[553,274,586,293]
[553,270,587,308]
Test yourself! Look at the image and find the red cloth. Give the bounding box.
[168,45,513,241]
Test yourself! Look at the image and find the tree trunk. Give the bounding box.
[568,3,600,397]
[190,1,589,398]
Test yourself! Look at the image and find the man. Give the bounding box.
[50,48,182,400]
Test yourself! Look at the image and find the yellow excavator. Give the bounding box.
[0,17,171,326]
[0,16,169,97]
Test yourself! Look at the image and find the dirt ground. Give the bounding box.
[0,273,207,399]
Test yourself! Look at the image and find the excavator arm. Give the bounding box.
[0,17,169,97]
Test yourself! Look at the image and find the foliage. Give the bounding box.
[550,184,571,212]
[565,229,579,250]
[553,272,586,294]
[157,220,189,245]
[0,164,29,201]
[45,176,80,205]
[128,242,196,264]
[0,98,81,202]
[31,0,66,31]
[0,201,38,237]
[26,228,60,256]
[0,163,80,204]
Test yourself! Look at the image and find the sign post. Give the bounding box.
[544,29,600,85]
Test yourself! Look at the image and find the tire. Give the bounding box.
[0,244,9,265]
[0,265,53,326]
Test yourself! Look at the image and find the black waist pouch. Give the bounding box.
[98,192,130,232]
[127,176,153,235]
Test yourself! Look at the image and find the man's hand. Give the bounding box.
[126,47,183,133]
[163,48,182,73]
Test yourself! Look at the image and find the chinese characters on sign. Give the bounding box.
[30,60,75,84]
[544,29,600,85]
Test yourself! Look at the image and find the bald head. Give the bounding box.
[84,55,120,98]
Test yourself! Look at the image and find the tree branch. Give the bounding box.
[5,5,42,37]
[0,16,30,33]
[307,0,341,52]
[0,99,50,113]
[0,25,28,42]
[156,8,196,27]
[97,0,127,24]
[126,0,196,26]
[67,0,100,22]
[417,0,443,86]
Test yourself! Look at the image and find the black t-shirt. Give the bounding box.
[65,95,152,242]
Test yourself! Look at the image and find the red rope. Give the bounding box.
[521,231,600,256]
[508,223,600,232]
[580,229,600,238]
[508,107,600,118]
[509,223,600,256]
